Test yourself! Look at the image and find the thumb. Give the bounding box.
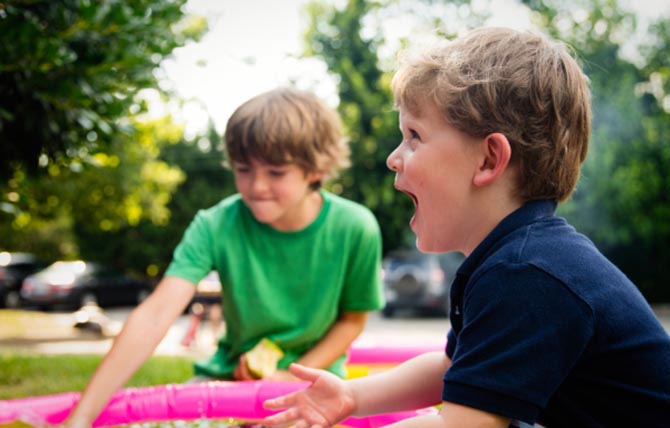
[288,363,321,382]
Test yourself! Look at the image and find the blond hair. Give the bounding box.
[392,27,592,202]
[224,87,350,189]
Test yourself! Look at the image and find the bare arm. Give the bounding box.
[264,353,510,428]
[236,311,369,381]
[382,402,510,428]
[350,353,509,427]
[263,352,450,426]
[64,276,196,428]
[297,311,368,369]
[350,351,450,415]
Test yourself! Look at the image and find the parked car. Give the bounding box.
[0,251,48,308]
[381,249,464,318]
[21,260,153,310]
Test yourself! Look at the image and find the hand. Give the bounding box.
[233,354,256,380]
[262,363,355,428]
[266,368,299,382]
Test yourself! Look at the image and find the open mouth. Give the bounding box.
[407,191,418,206]
[396,185,418,207]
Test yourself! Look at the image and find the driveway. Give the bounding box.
[1,304,668,357]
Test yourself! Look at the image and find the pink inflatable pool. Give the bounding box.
[0,380,437,427]
[0,340,445,426]
[345,337,446,378]
[347,338,445,364]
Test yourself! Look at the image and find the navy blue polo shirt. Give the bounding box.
[443,200,670,427]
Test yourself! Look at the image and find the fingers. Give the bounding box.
[264,390,298,410]
[288,363,323,382]
[234,354,254,381]
[262,407,330,428]
[267,369,298,382]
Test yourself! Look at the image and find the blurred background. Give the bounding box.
[1,0,669,404]
[1,0,669,310]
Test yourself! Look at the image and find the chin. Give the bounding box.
[416,237,452,254]
[415,238,433,253]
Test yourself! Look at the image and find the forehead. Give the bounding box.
[399,101,446,127]
[233,158,304,171]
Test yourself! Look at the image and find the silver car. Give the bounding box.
[381,250,464,318]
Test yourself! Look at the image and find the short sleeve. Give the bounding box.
[442,263,594,422]
[164,210,216,285]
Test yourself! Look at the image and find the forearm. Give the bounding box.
[67,307,169,424]
[66,278,194,427]
[383,401,510,428]
[295,311,368,369]
[350,351,450,416]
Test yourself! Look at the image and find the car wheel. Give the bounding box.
[79,292,99,308]
[4,290,21,308]
[136,289,150,304]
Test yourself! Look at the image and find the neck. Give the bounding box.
[271,191,323,232]
[461,188,524,256]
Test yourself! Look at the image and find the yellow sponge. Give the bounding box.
[246,338,284,379]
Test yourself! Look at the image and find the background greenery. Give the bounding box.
[0,353,192,399]
[1,0,668,300]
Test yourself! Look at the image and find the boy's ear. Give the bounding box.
[473,132,512,187]
[307,170,326,184]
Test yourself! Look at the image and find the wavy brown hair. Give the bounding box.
[392,27,592,202]
[224,87,350,190]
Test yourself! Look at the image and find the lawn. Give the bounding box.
[0,352,193,400]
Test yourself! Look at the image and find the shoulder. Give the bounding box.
[193,194,244,223]
[467,215,630,320]
[479,214,611,285]
[323,191,379,227]
[321,192,381,241]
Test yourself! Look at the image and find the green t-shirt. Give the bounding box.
[164,190,384,378]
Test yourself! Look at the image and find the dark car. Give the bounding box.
[381,249,464,318]
[0,252,48,308]
[21,260,153,310]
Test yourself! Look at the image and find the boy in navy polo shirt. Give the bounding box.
[262,27,670,428]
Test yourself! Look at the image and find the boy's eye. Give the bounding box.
[409,129,420,140]
[234,165,250,174]
[269,169,287,177]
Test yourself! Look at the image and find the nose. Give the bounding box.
[386,145,402,172]
[249,172,269,193]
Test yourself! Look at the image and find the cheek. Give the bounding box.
[233,175,253,193]
[233,175,244,188]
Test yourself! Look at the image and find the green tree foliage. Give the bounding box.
[304,0,418,253]
[0,0,207,275]
[124,122,236,277]
[71,121,234,278]
[0,0,205,179]
[0,116,186,268]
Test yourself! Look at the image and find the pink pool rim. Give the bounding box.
[0,339,445,426]
[0,381,438,427]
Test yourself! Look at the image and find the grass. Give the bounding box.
[0,352,194,400]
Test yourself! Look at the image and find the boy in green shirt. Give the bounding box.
[65,87,384,428]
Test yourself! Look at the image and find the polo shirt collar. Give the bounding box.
[457,199,558,277]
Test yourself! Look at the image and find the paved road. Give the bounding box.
[114,307,451,357]
[1,304,668,357]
